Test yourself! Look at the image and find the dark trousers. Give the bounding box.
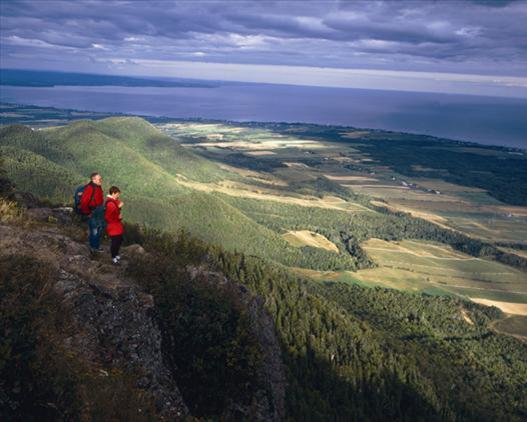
[88,214,102,249]
[110,235,123,258]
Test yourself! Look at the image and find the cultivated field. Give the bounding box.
[283,230,339,252]
[3,105,525,338]
[357,239,527,312]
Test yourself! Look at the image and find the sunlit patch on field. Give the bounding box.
[244,150,276,156]
[283,162,311,169]
[325,174,379,182]
[340,131,370,139]
[282,230,339,252]
[469,298,527,316]
[173,175,370,212]
[353,239,527,305]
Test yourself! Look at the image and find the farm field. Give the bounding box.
[2,104,526,336]
[358,239,527,307]
[142,121,527,327]
[295,238,527,312]
[282,230,339,252]
[159,120,527,247]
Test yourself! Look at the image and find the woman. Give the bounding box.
[104,186,124,265]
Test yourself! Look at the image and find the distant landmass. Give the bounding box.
[1,72,526,149]
[0,68,217,88]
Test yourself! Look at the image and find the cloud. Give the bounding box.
[1,0,526,82]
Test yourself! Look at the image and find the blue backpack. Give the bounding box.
[74,184,87,215]
[74,183,99,215]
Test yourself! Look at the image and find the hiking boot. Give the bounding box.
[112,257,120,265]
[90,247,104,254]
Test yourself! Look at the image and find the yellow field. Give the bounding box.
[182,138,327,150]
[295,239,527,319]
[370,200,451,227]
[244,150,276,156]
[325,174,378,182]
[469,298,527,316]
[284,162,311,169]
[173,175,371,212]
[283,230,339,252]
[354,239,527,308]
[363,238,467,259]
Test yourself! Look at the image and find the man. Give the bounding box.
[80,172,104,253]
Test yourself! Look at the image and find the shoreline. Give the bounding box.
[2,100,525,153]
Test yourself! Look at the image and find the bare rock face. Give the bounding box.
[26,206,74,225]
[55,270,188,420]
[246,293,286,422]
[9,191,40,208]
[0,222,188,420]
[1,209,286,421]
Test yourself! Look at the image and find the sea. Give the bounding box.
[1,83,526,149]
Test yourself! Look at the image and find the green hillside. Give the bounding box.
[2,116,526,279]
[2,197,526,421]
[130,226,527,421]
[2,114,527,421]
[0,118,346,269]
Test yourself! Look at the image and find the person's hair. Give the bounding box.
[90,172,100,180]
[109,186,121,195]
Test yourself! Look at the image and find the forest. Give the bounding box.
[121,224,527,421]
[1,119,527,420]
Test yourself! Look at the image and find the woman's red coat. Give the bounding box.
[104,197,124,236]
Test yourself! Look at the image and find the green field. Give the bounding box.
[2,103,527,420]
[359,239,527,303]
[2,103,526,326]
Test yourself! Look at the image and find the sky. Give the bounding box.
[1,0,527,96]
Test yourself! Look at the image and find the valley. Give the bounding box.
[156,117,527,324]
[2,102,527,420]
[2,103,526,336]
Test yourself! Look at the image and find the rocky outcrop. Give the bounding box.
[0,221,188,419]
[0,206,286,420]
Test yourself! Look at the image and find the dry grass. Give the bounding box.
[244,150,276,156]
[469,298,527,316]
[283,162,311,169]
[174,175,368,212]
[282,230,339,253]
[0,197,25,224]
[353,238,527,303]
[325,175,378,182]
[362,238,467,259]
[369,200,450,228]
[460,308,474,325]
[183,138,326,150]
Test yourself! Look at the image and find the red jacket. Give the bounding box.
[104,197,124,237]
[80,183,104,215]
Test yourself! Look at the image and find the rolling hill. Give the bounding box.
[0,118,353,270]
[1,111,526,321]
[2,109,527,420]
[1,195,526,421]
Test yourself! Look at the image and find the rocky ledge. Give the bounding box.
[0,207,285,420]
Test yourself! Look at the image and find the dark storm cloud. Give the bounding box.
[1,0,526,76]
